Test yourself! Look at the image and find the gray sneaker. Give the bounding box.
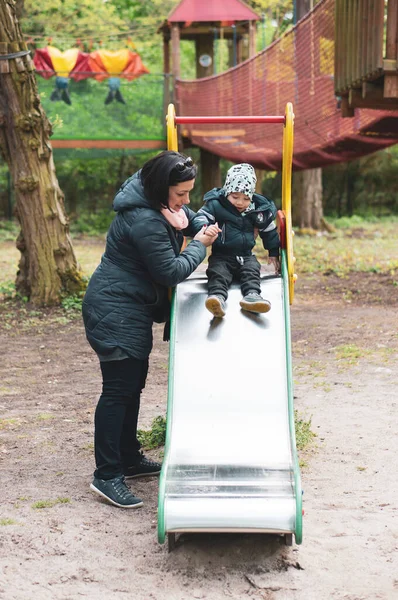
[240,292,271,314]
[90,476,143,508]
[205,295,226,318]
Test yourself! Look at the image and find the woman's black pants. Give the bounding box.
[94,357,149,480]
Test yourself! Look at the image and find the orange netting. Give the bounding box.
[176,0,398,171]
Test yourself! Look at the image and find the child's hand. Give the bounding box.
[194,225,218,247]
[254,227,259,240]
[268,256,280,274]
[204,223,222,237]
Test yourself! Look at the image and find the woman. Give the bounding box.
[82,151,219,508]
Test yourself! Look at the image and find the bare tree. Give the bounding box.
[292,0,324,230]
[0,0,85,305]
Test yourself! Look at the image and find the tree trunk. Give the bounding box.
[292,169,324,229]
[0,0,85,305]
[293,0,324,231]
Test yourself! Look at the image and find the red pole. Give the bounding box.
[174,116,285,124]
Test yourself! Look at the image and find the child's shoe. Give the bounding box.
[240,292,271,314]
[205,295,226,318]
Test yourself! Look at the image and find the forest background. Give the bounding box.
[0,0,397,235]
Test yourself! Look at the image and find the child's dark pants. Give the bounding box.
[94,357,148,480]
[206,254,261,300]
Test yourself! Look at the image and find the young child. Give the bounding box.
[197,163,280,318]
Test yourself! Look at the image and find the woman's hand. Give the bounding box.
[194,224,221,247]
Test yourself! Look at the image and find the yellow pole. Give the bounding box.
[281,102,297,304]
[167,103,178,151]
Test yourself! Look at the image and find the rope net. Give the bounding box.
[176,0,398,171]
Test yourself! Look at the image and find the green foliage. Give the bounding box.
[137,415,166,449]
[0,220,19,241]
[0,281,28,303]
[294,410,316,451]
[22,0,129,48]
[0,281,16,299]
[70,212,114,236]
[61,291,85,314]
[322,147,398,217]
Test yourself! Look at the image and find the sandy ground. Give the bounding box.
[0,271,397,600]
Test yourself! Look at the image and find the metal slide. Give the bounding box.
[158,254,302,548]
[158,102,301,548]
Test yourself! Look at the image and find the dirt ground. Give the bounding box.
[0,268,397,600]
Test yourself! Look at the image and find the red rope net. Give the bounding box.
[176,0,398,171]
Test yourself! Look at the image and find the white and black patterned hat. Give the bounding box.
[223,163,257,201]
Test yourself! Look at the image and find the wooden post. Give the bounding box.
[237,36,243,64]
[171,24,180,81]
[163,35,171,133]
[384,0,398,98]
[195,35,214,78]
[249,20,256,57]
[386,0,398,60]
[195,32,220,192]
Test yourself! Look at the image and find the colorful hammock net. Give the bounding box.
[33,46,163,141]
[175,0,398,171]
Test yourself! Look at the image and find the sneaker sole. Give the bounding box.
[124,470,161,480]
[205,298,226,318]
[90,484,143,508]
[239,300,271,314]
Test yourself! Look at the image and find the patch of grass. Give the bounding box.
[137,415,166,450]
[81,442,94,451]
[0,518,18,526]
[294,410,316,451]
[313,381,332,392]
[256,217,398,277]
[37,413,54,420]
[335,344,370,366]
[0,417,20,429]
[72,239,105,277]
[32,497,71,509]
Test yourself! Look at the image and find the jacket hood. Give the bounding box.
[113,171,151,212]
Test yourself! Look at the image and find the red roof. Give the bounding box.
[168,0,260,23]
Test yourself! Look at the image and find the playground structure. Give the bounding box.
[171,0,398,173]
[158,103,302,549]
[335,0,398,116]
[37,0,397,176]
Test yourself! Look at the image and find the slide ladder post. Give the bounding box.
[281,102,297,305]
[167,103,178,151]
[281,103,303,545]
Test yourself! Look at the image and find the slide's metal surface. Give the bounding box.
[158,266,302,542]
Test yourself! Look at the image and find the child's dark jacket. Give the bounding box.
[196,188,280,257]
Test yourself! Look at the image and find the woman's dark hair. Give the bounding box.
[140,151,198,210]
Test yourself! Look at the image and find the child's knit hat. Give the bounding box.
[223,163,257,201]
